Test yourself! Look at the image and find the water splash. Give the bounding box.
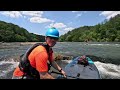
[0,58,120,79]
[94,61,120,79]
[0,60,19,79]
[61,60,72,64]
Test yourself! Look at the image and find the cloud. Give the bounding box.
[72,11,80,13]
[47,22,74,35]
[23,16,26,19]
[47,23,74,35]
[72,11,87,13]
[72,11,83,18]
[0,11,44,18]
[64,27,74,31]
[0,11,53,24]
[49,22,67,28]
[67,22,73,25]
[83,11,87,13]
[59,27,74,35]
[100,11,120,19]
[0,11,22,18]
[29,17,54,23]
[76,13,82,18]
[21,11,43,17]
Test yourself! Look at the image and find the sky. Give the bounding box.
[0,11,120,36]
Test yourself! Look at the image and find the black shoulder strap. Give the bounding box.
[23,43,50,60]
[41,43,50,54]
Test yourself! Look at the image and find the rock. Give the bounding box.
[54,54,72,61]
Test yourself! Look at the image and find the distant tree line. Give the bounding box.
[1,14,120,42]
[0,21,45,42]
[59,14,120,42]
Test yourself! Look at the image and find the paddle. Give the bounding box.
[50,70,80,79]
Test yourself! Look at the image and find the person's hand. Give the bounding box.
[61,70,67,78]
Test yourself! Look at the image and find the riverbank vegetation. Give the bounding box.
[1,14,120,42]
[59,14,120,42]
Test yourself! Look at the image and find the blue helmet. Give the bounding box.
[46,27,59,38]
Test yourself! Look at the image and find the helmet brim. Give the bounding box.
[46,35,59,38]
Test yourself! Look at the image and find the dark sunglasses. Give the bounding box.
[48,36,59,40]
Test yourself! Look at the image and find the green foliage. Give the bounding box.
[59,14,120,42]
[0,20,45,42]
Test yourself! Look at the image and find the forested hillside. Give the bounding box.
[59,14,120,42]
[1,14,120,42]
[0,20,45,42]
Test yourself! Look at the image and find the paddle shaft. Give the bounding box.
[51,70,80,79]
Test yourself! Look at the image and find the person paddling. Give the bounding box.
[12,27,66,79]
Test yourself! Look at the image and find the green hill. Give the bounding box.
[0,21,45,42]
[59,14,120,42]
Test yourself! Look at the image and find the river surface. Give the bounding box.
[0,42,120,79]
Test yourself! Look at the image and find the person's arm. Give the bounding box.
[51,61,66,77]
[49,50,63,72]
[51,61,62,72]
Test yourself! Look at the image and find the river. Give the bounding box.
[0,42,120,79]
